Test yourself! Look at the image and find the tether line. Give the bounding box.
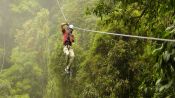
[56,0,68,22]
[74,26,175,42]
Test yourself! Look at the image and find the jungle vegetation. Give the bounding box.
[0,0,174,98]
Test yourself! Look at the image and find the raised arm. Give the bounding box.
[61,23,68,34]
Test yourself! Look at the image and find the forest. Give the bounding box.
[0,0,175,98]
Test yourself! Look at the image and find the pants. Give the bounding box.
[63,45,75,68]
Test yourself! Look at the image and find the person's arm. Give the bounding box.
[61,23,68,34]
[61,23,68,29]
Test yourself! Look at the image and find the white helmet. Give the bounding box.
[69,24,74,29]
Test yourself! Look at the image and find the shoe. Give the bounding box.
[65,66,70,73]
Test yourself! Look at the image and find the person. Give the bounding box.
[61,23,75,73]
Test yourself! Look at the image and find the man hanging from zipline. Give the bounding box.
[61,23,75,73]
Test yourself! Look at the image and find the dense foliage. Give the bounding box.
[0,0,174,98]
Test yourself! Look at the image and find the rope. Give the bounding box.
[56,0,68,22]
[74,26,175,42]
[56,0,175,42]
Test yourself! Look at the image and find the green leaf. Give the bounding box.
[163,51,170,62]
[159,79,173,92]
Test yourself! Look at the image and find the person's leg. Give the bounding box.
[63,46,70,73]
[67,48,75,69]
[63,46,69,63]
[63,46,69,55]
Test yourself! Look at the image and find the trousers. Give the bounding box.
[63,45,75,68]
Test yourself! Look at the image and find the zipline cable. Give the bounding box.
[56,0,68,22]
[74,26,175,42]
[56,0,175,42]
